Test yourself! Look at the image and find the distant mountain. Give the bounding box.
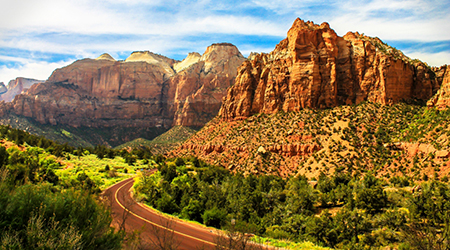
[0,77,43,102]
[115,126,198,154]
[0,43,245,146]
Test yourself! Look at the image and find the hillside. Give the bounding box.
[115,125,198,154]
[0,124,158,249]
[173,18,450,178]
[173,102,450,180]
[0,113,168,148]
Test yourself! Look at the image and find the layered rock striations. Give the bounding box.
[170,43,246,126]
[3,44,245,129]
[220,18,441,121]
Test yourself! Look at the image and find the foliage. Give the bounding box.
[0,171,123,249]
[134,155,450,249]
[0,126,140,249]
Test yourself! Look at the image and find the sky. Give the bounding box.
[0,0,449,85]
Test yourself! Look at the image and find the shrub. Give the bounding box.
[202,207,227,228]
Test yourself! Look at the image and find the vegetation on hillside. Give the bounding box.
[0,113,168,148]
[175,102,450,181]
[0,125,159,249]
[134,155,450,249]
[115,126,198,155]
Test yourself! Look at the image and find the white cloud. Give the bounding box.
[0,59,73,85]
[404,51,450,67]
[0,0,449,82]
[328,0,450,41]
[251,0,325,15]
[330,16,450,42]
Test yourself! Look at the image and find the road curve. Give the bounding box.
[104,177,217,250]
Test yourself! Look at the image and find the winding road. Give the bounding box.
[104,178,217,250]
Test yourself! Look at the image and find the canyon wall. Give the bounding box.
[2,43,245,128]
[220,19,441,121]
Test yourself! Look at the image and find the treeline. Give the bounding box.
[0,125,125,249]
[134,157,450,249]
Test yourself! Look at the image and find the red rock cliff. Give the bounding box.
[6,45,245,128]
[219,19,441,120]
[427,65,450,108]
[169,43,246,126]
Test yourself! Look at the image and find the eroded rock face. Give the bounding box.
[220,18,441,121]
[5,43,245,129]
[170,43,246,126]
[427,65,450,108]
[0,78,43,102]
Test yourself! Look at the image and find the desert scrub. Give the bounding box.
[58,153,145,190]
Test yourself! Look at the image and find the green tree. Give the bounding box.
[202,207,227,228]
[355,174,387,214]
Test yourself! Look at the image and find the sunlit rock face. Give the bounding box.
[220,18,440,121]
[4,43,245,128]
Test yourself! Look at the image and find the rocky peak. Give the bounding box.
[200,43,245,74]
[3,43,246,131]
[427,65,450,108]
[174,52,201,73]
[96,53,116,61]
[247,52,260,60]
[125,51,176,76]
[219,18,440,121]
[168,43,247,127]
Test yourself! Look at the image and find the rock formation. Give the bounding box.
[219,18,441,121]
[96,53,116,61]
[169,43,246,126]
[0,78,43,102]
[427,65,450,108]
[0,83,6,95]
[1,43,245,130]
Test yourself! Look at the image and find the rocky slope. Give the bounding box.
[0,44,245,141]
[0,77,43,102]
[173,102,450,178]
[427,65,450,108]
[219,18,441,121]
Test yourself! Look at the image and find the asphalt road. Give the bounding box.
[104,177,217,250]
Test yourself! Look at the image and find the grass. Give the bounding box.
[254,236,333,250]
[57,153,155,190]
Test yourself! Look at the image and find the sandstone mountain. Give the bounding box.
[219,18,442,121]
[0,43,245,146]
[174,18,449,176]
[0,77,43,102]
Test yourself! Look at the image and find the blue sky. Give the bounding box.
[0,0,449,85]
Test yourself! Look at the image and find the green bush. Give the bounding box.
[202,207,227,228]
[0,182,122,250]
